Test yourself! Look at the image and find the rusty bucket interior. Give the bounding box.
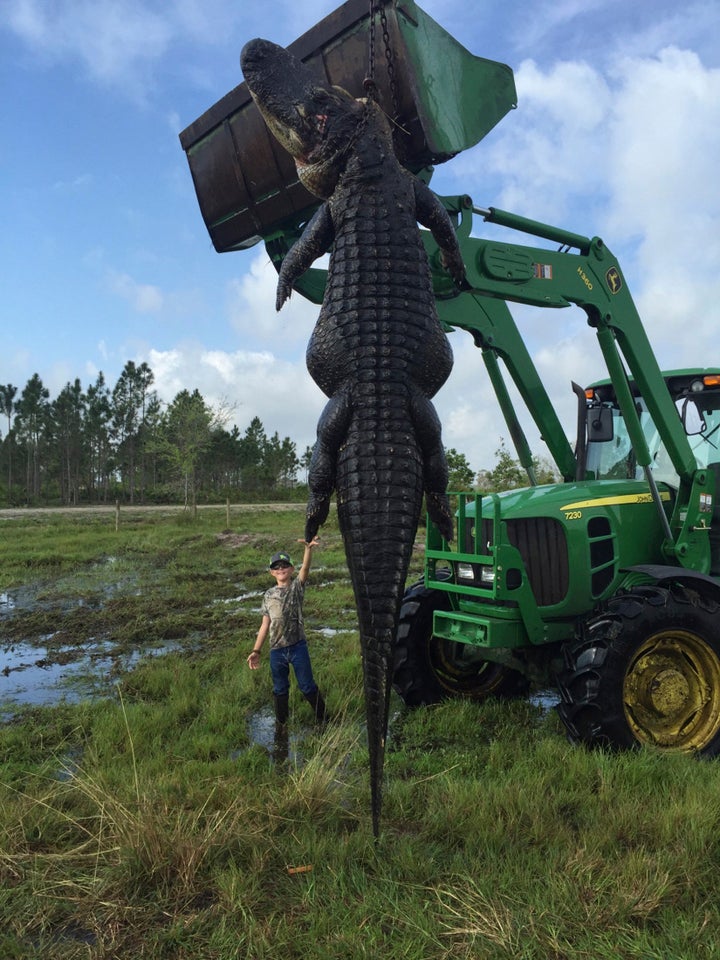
[179,0,517,253]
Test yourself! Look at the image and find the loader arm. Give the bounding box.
[424,198,703,565]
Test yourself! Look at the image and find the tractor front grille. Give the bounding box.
[460,511,568,607]
[506,517,569,606]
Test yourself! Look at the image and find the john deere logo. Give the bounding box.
[606,267,622,294]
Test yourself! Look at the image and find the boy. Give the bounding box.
[247,537,327,725]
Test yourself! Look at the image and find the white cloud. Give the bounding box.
[107,271,164,313]
[609,2,720,64]
[141,343,326,453]
[437,42,720,473]
[0,0,342,98]
[95,251,326,455]
[2,0,172,89]
[226,250,321,351]
[607,48,720,233]
[446,57,612,224]
[603,47,720,363]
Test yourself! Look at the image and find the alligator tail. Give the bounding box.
[310,381,442,836]
[338,444,423,838]
[305,382,452,837]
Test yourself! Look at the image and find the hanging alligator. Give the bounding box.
[241,38,465,836]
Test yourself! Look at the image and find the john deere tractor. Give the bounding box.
[393,197,720,755]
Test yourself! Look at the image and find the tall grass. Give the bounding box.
[1,507,720,958]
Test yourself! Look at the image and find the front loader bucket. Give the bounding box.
[179,0,516,253]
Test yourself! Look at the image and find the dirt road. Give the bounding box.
[0,503,303,519]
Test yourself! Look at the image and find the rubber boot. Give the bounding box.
[274,693,289,726]
[272,722,289,766]
[304,688,328,723]
[272,693,290,765]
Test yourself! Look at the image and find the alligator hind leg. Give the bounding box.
[410,390,453,542]
[305,387,352,541]
[305,454,332,541]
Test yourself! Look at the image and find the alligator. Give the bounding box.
[241,38,465,836]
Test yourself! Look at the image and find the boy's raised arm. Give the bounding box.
[297,536,321,584]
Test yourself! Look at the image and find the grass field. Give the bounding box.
[1,505,719,959]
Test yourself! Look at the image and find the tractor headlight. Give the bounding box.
[456,563,495,586]
[480,566,495,585]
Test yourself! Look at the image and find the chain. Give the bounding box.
[365,0,378,101]
[328,2,403,170]
[378,2,400,124]
[364,1,406,150]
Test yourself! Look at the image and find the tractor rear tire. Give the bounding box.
[557,582,720,754]
[393,575,529,707]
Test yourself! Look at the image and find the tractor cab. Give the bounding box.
[585,370,720,484]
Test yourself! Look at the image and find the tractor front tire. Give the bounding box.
[557,583,720,754]
[393,576,528,707]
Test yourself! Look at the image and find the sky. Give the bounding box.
[1,0,719,473]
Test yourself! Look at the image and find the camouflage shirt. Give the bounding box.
[260,577,306,650]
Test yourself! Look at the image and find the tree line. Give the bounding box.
[0,362,305,507]
[0,362,560,508]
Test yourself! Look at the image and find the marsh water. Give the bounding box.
[0,554,187,717]
[0,547,556,758]
[1,572,557,719]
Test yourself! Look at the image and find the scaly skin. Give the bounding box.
[241,39,465,837]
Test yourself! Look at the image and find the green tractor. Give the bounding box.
[392,196,720,755]
[180,0,720,754]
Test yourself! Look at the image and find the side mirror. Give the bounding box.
[679,398,704,436]
[587,405,614,443]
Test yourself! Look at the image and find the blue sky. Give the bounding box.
[1,0,719,471]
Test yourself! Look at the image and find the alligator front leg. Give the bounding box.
[276,203,334,310]
[414,179,466,285]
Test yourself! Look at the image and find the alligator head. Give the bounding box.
[241,38,367,199]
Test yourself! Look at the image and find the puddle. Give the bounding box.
[240,704,319,767]
[1,586,37,612]
[529,687,559,712]
[248,706,299,765]
[0,638,178,716]
[246,705,284,751]
[0,564,184,716]
[1,639,114,708]
[215,590,265,604]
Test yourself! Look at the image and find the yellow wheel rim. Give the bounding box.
[430,638,508,698]
[624,630,720,751]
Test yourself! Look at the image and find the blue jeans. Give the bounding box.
[270,640,318,696]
